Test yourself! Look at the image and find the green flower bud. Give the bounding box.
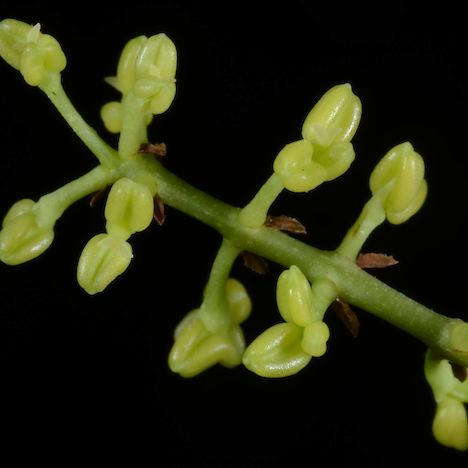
[115,33,177,114]
[116,36,147,94]
[273,136,355,193]
[369,142,427,224]
[301,83,362,147]
[77,233,133,295]
[0,19,66,86]
[0,199,54,265]
[242,322,311,378]
[301,321,330,357]
[273,139,327,192]
[0,18,33,69]
[105,178,154,239]
[313,141,355,181]
[168,310,245,378]
[226,278,252,324]
[276,265,316,326]
[432,397,468,451]
[2,198,35,227]
[100,101,122,133]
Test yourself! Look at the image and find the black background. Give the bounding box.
[1,2,467,466]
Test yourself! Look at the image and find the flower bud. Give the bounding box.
[302,83,362,147]
[0,19,66,86]
[169,310,245,378]
[226,278,252,324]
[276,265,316,326]
[242,322,311,378]
[0,199,54,265]
[432,397,468,451]
[2,199,35,227]
[369,142,427,224]
[77,233,133,294]
[301,321,330,357]
[100,101,122,133]
[115,33,177,114]
[273,139,327,192]
[105,178,154,239]
[117,36,147,94]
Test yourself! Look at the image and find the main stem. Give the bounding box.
[139,156,468,367]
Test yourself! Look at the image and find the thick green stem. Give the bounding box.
[139,156,468,367]
[40,74,119,167]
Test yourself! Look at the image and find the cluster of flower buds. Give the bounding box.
[77,177,156,294]
[169,278,252,377]
[424,349,468,450]
[0,199,55,265]
[243,265,330,377]
[0,19,66,86]
[101,33,177,134]
[369,142,427,225]
[273,83,361,192]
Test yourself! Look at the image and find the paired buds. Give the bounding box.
[0,19,66,86]
[243,266,330,377]
[370,142,427,224]
[169,278,252,377]
[0,199,54,265]
[77,177,156,294]
[424,349,468,451]
[273,84,361,192]
[101,33,177,133]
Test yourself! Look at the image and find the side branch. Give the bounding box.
[144,157,468,367]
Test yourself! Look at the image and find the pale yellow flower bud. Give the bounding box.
[168,310,245,378]
[432,397,468,451]
[0,199,54,265]
[302,83,361,147]
[273,139,327,192]
[2,199,35,227]
[242,322,311,378]
[226,278,252,324]
[77,233,133,294]
[100,101,122,133]
[276,265,316,326]
[104,178,154,239]
[301,321,330,357]
[115,33,177,114]
[0,19,66,86]
[369,142,427,224]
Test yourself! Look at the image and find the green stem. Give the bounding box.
[36,164,118,226]
[238,173,284,228]
[337,193,386,259]
[40,74,119,167]
[199,238,241,333]
[138,156,468,367]
[118,92,149,160]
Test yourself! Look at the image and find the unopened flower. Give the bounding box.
[0,19,66,86]
[273,84,361,192]
[369,142,427,224]
[77,233,133,294]
[242,322,312,378]
[105,177,154,239]
[0,199,54,265]
[113,33,177,115]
